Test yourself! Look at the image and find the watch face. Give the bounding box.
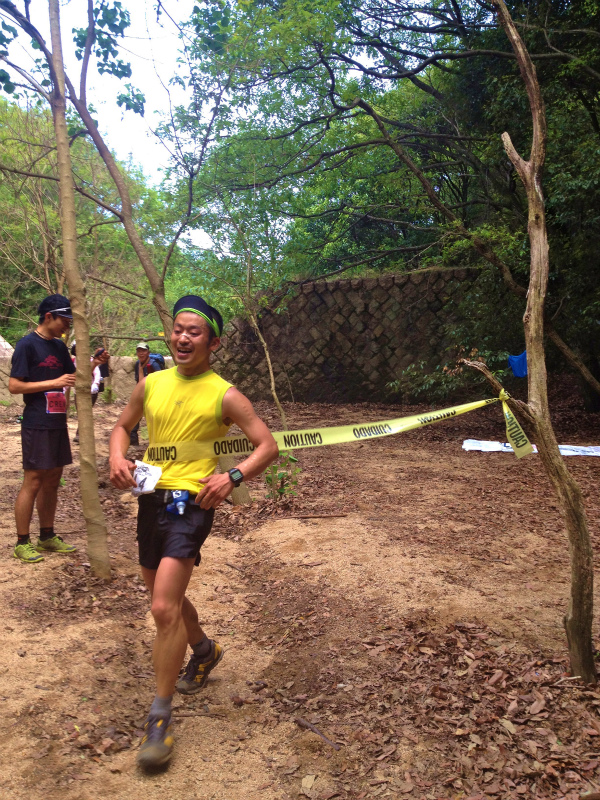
[229,468,244,486]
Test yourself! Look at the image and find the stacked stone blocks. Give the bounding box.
[213,268,475,403]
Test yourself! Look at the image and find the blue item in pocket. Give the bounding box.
[167,490,189,516]
[508,351,528,378]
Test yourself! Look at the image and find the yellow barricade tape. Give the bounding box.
[144,392,533,464]
[499,389,534,459]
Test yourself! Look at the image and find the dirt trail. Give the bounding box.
[0,390,599,800]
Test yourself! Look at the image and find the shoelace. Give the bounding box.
[145,716,170,742]
[182,655,203,679]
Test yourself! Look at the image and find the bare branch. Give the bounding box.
[86,274,147,299]
[461,359,534,423]
[0,162,124,219]
[77,219,120,239]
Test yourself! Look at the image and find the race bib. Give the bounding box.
[45,390,66,414]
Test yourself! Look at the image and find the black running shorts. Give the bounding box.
[136,492,215,570]
[21,427,72,471]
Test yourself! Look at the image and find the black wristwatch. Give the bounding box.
[228,467,244,487]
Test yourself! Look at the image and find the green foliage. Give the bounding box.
[387,350,511,405]
[116,84,145,116]
[73,1,132,78]
[0,99,184,353]
[101,387,116,404]
[191,1,231,53]
[264,452,301,501]
[0,19,17,58]
[162,0,600,386]
[0,67,15,94]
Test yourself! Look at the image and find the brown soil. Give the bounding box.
[0,384,599,800]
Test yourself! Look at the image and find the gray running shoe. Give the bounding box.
[176,640,223,695]
[137,714,173,769]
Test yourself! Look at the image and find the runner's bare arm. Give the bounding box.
[8,374,76,394]
[109,378,146,489]
[195,386,279,510]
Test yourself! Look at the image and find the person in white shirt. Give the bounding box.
[71,343,109,443]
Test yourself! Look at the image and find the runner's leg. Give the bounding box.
[15,469,45,538]
[181,597,206,645]
[35,467,63,528]
[142,566,206,647]
[141,557,196,697]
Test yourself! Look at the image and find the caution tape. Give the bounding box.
[499,391,534,459]
[144,389,533,464]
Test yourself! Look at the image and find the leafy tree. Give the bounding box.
[172,0,600,398]
[0,99,174,353]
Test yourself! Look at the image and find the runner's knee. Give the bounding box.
[151,597,182,630]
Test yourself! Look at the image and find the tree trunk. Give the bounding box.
[218,455,252,506]
[492,0,595,683]
[48,0,111,580]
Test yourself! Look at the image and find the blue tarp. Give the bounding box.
[508,350,528,378]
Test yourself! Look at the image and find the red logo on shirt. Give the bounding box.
[38,355,62,369]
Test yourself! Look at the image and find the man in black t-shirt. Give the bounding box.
[9,294,78,564]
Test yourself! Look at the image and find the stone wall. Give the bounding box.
[0,358,12,403]
[213,268,476,403]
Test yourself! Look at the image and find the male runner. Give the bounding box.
[109,295,278,770]
[9,294,78,563]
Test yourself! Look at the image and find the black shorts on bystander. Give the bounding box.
[21,427,72,471]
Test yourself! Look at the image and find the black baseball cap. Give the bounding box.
[38,294,73,319]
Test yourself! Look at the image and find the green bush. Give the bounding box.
[387,349,511,404]
[101,387,116,403]
[264,452,301,501]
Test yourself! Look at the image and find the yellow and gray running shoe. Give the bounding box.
[35,535,76,554]
[14,543,44,563]
[137,714,174,769]
[176,640,224,695]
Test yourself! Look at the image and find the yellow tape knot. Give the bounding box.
[499,389,510,401]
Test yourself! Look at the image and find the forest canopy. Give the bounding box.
[0,0,598,377]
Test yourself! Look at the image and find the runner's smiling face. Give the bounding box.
[172,311,220,375]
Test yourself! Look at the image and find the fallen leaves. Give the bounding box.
[238,547,600,800]
[500,718,517,735]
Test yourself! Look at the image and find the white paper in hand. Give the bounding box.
[132,460,162,497]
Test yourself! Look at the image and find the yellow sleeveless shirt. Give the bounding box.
[142,367,232,492]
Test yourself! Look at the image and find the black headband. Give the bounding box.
[173,295,223,336]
